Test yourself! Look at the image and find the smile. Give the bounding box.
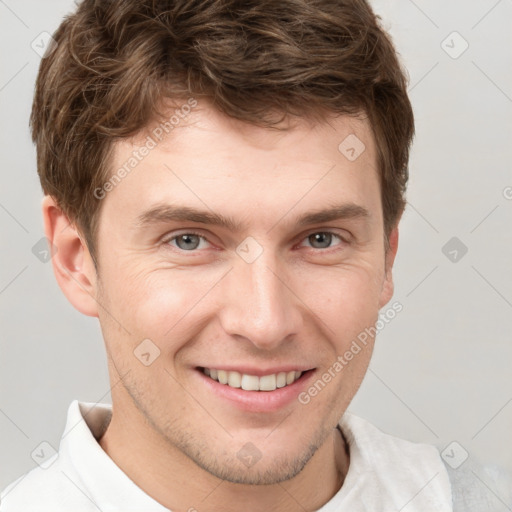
[202,367,303,391]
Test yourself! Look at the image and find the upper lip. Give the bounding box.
[197,366,314,377]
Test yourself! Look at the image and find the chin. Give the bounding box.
[172,424,328,486]
[193,451,312,485]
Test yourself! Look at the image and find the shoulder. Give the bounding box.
[0,400,111,512]
[340,413,512,512]
[444,457,512,512]
[0,454,98,512]
[339,413,452,510]
[1,458,73,511]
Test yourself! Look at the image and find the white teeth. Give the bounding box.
[218,369,228,384]
[228,371,241,388]
[203,368,304,391]
[241,374,260,391]
[259,374,276,391]
[276,372,287,388]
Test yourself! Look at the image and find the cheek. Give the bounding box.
[96,266,219,388]
[105,265,222,343]
[293,261,384,339]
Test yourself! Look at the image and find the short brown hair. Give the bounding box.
[31,0,414,267]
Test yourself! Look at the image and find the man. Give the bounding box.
[0,0,500,511]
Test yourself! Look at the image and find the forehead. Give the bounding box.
[102,102,381,231]
[138,102,376,171]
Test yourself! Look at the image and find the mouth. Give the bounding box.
[199,367,306,391]
[194,366,316,412]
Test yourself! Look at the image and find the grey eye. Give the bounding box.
[308,232,333,249]
[174,234,201,250]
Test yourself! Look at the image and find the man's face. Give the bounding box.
[92,101,396,484]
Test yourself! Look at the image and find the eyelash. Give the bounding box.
[162,230,348,253]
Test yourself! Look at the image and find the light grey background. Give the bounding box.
[1,0,511,502]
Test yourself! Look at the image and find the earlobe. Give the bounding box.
[379,226,399,308]
[42,196,99,317]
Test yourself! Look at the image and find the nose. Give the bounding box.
[218,249,303,351]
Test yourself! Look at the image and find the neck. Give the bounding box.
[98,406,350,512]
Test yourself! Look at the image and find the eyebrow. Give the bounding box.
[135,202,370,232]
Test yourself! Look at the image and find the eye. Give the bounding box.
[300,232,344,250]
[163,230,347,253]
[166,232,210,251]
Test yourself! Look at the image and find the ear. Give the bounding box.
[378,225,399,308]
[42,195,99,317]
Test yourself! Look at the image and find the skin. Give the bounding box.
[43,100,399,512]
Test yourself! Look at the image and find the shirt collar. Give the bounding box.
[59,400,170,511]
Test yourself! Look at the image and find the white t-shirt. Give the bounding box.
[0,399,487,511]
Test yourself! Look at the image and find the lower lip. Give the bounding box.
[195,368,316,413]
